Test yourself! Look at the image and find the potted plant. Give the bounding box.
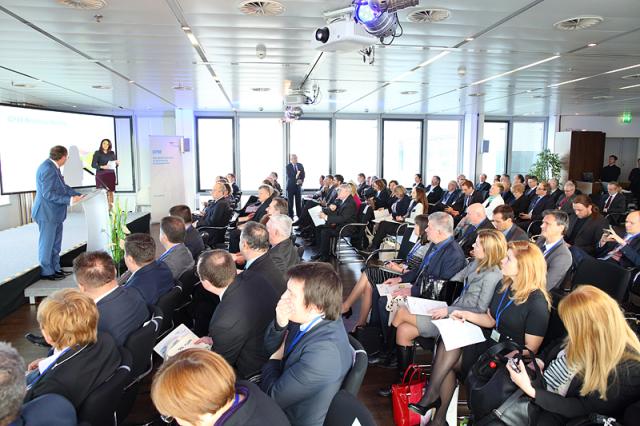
[529,149,562,181]
[109,197,129,275]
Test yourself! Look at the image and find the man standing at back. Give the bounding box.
[32,146,84,281]
[286,154,305,219]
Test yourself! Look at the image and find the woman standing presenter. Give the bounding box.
[91,138,119,209]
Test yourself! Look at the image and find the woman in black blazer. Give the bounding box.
[24,289,121,409]
[372,178,391,210]
[510,183,529,218]
[507,285,640,425]
[91,138,119,209]
[152,349,290,426]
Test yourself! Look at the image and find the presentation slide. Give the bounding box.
[0,105,116,194]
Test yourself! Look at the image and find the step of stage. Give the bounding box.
[24,273,76,304]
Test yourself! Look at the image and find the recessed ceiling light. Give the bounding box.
[620,83,640,90]
[532,94,550,99]
[553,16,604,31]
[327,89,346,94]
[592,95,614,100]
[172,84,192,91]
[587,42,598,47]
[470,55,560,86]
[11,82,36,88]
[400,90,418,95]
[186,32,199,46]
[251,87,271,92]
[465,37,474,42]
[72,105,77,108]
[181,26,191,31]
[91,84,111,89]
[622,73,640,80]
[468,92,485,97]
[128,80,135,84]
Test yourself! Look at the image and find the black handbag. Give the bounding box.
[419,275,447,300]
[467,341,544,425]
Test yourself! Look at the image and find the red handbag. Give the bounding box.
[391,364,429,426]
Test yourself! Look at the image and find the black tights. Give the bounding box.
[418,340,462,425]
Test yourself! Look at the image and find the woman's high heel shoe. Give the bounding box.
[408,397,441,420]
[342,308,353,319]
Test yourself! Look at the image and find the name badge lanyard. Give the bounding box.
[26,347,72,390]
[158,244,179,261]
[492,291,514,342]
[285,315,323,357]
[407,241,422,262]
[543,240,563,258]
[415,238,452,282]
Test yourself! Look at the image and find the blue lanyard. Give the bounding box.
[407,242,422,261]
[26,347,71,390]
[158,245,178,261]
[462,224,478,239]
[285,316,323,356]
[418,238,453,271]
[495,290,514,330]
[543,240,563,258]
[459,278,471,297]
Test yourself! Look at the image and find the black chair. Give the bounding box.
[323,390,376,426]
[156,286,183,339]
[77,347,132,426]
[341,335,368,396]
[526,220,543,238]
[571,257,631,302]
[176,266,200,309]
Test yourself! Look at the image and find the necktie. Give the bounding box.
[294,164,298,173]
[530,196,541,213]
[604,195,613,210]
[464,196,470,208]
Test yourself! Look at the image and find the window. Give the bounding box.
[382,120,422,187]
[481,121,508,179]
[511,121,545,175]
[289,120,330,190]
[239,118,283,191]
[0,195,9,206]
[335,120,378,183]
[196,118,234,192]
[426,120,461,185]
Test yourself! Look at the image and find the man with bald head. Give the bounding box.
[598,210,640,268]
[454,203,494,256]
[196,181,232,246]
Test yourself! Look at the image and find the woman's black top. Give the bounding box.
[91,150,116,171]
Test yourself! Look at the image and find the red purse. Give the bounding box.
[391,364,429,426]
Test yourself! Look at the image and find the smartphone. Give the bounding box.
[508,357,521,373]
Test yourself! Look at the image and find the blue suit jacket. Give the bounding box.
[261,319,352,426]
[11,394,77,426]
[31,159,80,223]
[124,261,174,305]
[97,286,149,346]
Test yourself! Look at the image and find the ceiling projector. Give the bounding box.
[312,17,377,52]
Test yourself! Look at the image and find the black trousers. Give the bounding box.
[287,185,302,218]
[318,226,339,257]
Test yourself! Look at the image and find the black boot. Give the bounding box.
[378,326,398,369]
[378,345,414,397]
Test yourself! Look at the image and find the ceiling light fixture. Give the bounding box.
[587,42,597,47]
[469,55,560,86]
[400,90,418,95]
[389,51,451,83]
[465,37,474,41]
[185,32,199,46]
[251,87,271,92]
[549,62,640,88]
[468,92,485,97]
[327,89,347,94]
[91,84,111,89]
[620,83,640,90]
[604,63,640,75]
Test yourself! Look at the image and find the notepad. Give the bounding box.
[432,318,486,351]
[308,205,326,226]
[376,282,412,297]
[405,297,447,316]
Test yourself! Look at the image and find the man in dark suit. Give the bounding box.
[475,173,491,194]
[491,205,529,242]
[158,216,195,279]
[548,178,563,205]
[226,172,241,201]
[433,180,460,211]
[73,251,148,346]
[454,203,494,256]
[239,222,287,295]
[629,158,640,203]
[194,250,278,379]
[32,146,84,281]
[536,210,572,291]
[524,176,539,201]
[566,195,608,256]
[286,154,305,218]
[556,180,578,216]
[123,233,174,305]
[598,210,640,268]
[196,182,232,246]
[261,263,352,426]
[425,175,444,204]
[600,182,627,216]
[517,181,555,231]
[447,179,483,221]
[602,155,621,183]
[229,184,275,253]
[356,173,369,199]
[169,204,205,259]
[267,214,300,278]
[311,184,357,262]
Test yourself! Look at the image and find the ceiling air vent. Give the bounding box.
[238,0,285,16]
[407,8,451,23]
[57,0,106,10]
[553,16,603,31]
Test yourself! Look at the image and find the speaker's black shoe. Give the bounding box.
[40,274,64,281]
[55,270,72,277]
[25,333,51,348]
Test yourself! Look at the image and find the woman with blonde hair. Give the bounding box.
[151,349,289,426]
[409,241,551,424]
[390,229,507,377]
[24,288,121,408]
[348,181,362,211]
[507,285,640,424]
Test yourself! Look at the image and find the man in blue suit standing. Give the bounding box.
[32,146,84,281]
[286,153,305,219]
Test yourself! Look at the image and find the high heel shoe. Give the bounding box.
[342,308,353,319]
[408,397,441,419]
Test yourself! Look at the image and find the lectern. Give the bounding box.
[77,189,111,252]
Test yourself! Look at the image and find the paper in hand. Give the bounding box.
[432,318,486,351]
[405,297,447,316]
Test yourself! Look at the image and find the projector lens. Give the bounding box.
[315,27,330,43]
[355,3,377,23]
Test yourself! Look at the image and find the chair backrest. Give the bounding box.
[177,267,199,303]
[323,390,376,426]
[341,335,368,396]
[572,257,631,302]
[397,225,416,260]
[123,316,158,383]
[77,347,132,426]
[156,286,183,336]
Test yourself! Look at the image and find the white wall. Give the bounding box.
[560,115,640,139]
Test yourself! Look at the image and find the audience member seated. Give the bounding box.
[500,175,515,205]
[311,184,358,262]
[293,175,335,230]
[456,174,467,188]
[491,205,529,242]
[556,180,578,216]
[24,289,121,409]
[507,285,640,425]
[548,178,563,204]
[123,233,174,305]
[388,185,410,218]
[413,173,425,189]
[259,196,288,226]
[433,180,460,211]
[0,342,77,426]
[196,182,232,246]
[341,214,430,331]
[356,173,369,199]
[565,195,608,256]
[536,210,573,291]
[454,203,494,257]
[482,182,505,220]
[158,216,195,279]
[447,179,483,221]
[387,230,506,387]
[475,173,491,194]
[517,180,555,230]
[509,182,528,217]
[408,241,551,421]
[229,184,275,253]
[194,250,278,379]
[267,215,300,278]
[348,182,363,211]
[226,172,241,201]
[260,263,352,426]
[425,175,444,205]
[598,210,640,268]
[524,176,539,201]
[600,181,627,217]
[239,222,287,295]
[371,179,392,210]
[368,185,423,251]
[267,171,282,194]
[74,251,148,346]
[151,349,289,426]
[169,204,205,259]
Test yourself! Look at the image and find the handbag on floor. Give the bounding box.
[379,236,400,262]
[391,364,429,426]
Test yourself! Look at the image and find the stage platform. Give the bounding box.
[0,212,150,319]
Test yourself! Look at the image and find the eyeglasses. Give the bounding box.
[161,414,174,423]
